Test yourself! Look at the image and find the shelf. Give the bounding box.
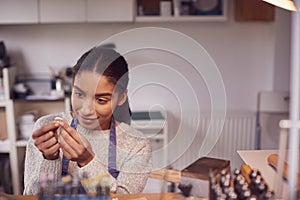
[0,139,10,153]
[0,100,9,107]
[0,139,26,152]
[2,98,65,107]
[146,134,165,140]
[16,139,28,147]
[135,15,227,22]
[13,97,65,102]
[131,120,166,130]
[135,0,227,23]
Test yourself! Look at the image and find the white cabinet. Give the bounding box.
[0,0,38,24]
[131,111,168,192]
[86,0,134,22]
[39,0,86,23]
[40,0,134,23]
[0,0,134,24]
[131,111,168,168]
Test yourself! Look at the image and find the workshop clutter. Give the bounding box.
[37,172,111,200]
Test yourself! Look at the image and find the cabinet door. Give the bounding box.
[39,0,85,23]
[86,0,134,22]
[0,0,38,24]
[235,0,274,21]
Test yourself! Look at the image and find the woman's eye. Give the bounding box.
[97,98,108,104]
[75,91,83,97]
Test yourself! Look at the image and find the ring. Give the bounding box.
[54,117,63,123]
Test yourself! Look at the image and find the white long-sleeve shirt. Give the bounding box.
[23,112,152,195]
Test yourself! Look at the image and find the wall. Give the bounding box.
[0,1,291,168]
[0,1,287,112]
[273,8,291,91]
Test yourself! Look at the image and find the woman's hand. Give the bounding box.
[32,122,61,160]
[58,119,95,167]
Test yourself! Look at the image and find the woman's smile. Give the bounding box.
[79,115,99,125]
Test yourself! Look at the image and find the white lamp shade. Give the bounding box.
[263,0,297,11]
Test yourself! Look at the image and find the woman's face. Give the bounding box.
[71,71,125,130]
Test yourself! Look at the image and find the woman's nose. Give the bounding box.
[81,99,95,115]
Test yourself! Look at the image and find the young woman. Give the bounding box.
[23,46,152,194]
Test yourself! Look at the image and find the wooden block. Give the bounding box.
[235,0,275,22]
[149,168,181,183]
[181,157,230,181]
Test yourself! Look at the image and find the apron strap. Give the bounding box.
[61,154,70,177]
[61,117,77,176]
[108,117,119,179]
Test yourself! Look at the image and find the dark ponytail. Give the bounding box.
[72,46,132,124]
[113,98,131,124]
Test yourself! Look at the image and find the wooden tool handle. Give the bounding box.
[267,153,300,188]
[241,164,252,184]
[267,154,288,179]
[149,168,181,183]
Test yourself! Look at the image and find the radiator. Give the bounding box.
[171,112,256,170]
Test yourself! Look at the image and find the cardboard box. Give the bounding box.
[0,110,8,140]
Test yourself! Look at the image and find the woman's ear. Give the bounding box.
[118,89,128,106]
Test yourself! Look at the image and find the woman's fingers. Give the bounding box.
[59,119,81,143]
[58,119,83,155]
[32,122,60,139]
[32,119,64,160]
[42,143,60,160]
[35,133,58,151]
[54,118,94,166]
[59,126,94,164]
[59,129,79,158]
[34,131,56,147]
[34,131,60,160]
